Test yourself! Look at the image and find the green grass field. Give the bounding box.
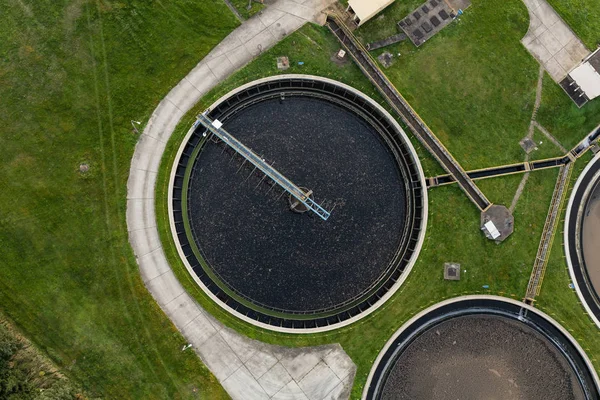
[230,0,264,19]
[0,0,237,397]
[4,0,600,398]
[537,73,600,149]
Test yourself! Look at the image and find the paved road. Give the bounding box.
[126,1,356,399]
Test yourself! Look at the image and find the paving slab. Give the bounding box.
[259,363,294,396]
[137,247,171,282]
[298,361,341,400]
[274,380,310,400]
[224,365,271,400]
[128,227,161,257]
[246,350,280,380]
[180,313,218,346]
[521,0,590,81]
[126,0,355,398]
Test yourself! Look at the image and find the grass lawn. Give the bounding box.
[372,0,540,170]
[547,0,600,49]
[537,74,600,149]
[0,0,237,398]
[156,21,587,397]
[230,0,265,20]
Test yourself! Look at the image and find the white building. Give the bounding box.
[347,0,395,26]
[565,48,600,107]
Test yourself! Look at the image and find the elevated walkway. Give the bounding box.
[326,15,491,212]
[196,113,332,221]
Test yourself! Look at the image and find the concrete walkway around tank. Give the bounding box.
[521,0,590,81]
[126,1,356,399]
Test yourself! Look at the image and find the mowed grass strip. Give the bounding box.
[537,74,600,149]
[0,0,237,398]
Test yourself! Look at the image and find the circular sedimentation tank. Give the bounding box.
[365,296,600,400]
[169,76,427,332]
[566,154,600,328]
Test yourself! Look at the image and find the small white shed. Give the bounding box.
[347,0,396,26]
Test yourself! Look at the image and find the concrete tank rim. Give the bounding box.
[362,294,600,399]
[564,152,600,330]
[167,74,429,334]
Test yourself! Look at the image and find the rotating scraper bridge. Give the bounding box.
[195,113,332,221]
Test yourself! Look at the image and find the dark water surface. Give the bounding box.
[187,96,407,312]
[381,315,585,400]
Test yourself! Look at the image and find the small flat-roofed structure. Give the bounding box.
[481,205,514,242]
[561,48,600,107]
[347,0,395,27]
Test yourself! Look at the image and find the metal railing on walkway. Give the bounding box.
[196,113,332,221]
[326,14,491,211]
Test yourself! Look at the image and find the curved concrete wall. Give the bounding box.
[168,74,429,333]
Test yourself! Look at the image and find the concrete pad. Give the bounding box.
[185,63,218,97]
[549,18,576,46]
[180,312,218,347]
[323,347,355,380]
[246,350,279,380]
[522,0,590,84]
[225,43,255,70]
[130,134,167,172]
[268,14,305,40]
[165,78,202,113]
[554,47,577,71]
[128,226,161,258]
[565,37,590,62]
[138,247,171,282]
[298,361,341,400]
[273,381,310,400]
[126,199,155,231]
[273,0,317,21]
[533,1,559,27]
[206,53,237,82]
[218,329,259,364]
[235,18,268,44]
[280,350,323,382]
[244,28,278,57]
[527,37,552,63]
[207,33,244,61]
[531,22,548,39]
[223,365,270,400]
[322,381,350,400]
[127,169,157,200]
[523,0,541,9]
[258,362,293,396]
[145,100,185,144]
[528,11,542,32]
[545,56,567,80]
[259,8,287,27]
[164,293,203,327]
[198,333,243,381]
[537,29,562,54]
[145,270,185,307]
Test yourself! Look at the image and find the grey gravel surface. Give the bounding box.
[381,315,585,400]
